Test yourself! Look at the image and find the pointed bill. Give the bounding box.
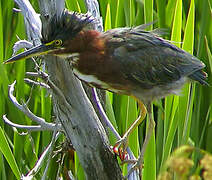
[4,44,52,64]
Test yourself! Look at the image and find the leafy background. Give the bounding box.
[0,0,211,179]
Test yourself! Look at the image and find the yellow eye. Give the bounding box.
[54,39,62,46]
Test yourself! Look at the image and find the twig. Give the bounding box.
[41,131,59,180]
[12,40,33,56]
[24,78,50,89]
[92,88,139,180]
[14,0,41,44]
[92,88,120,139]
[84,0,103,32]
[22,132,61,179]
[3,115,48,131]
[37,71,73,109]
[8,81,61,131]
[26,72,40,77]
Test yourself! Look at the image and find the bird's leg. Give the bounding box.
[113,100,147,161]
[126,102,155,179]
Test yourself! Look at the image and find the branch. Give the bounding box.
[84,0,103,32]
[24,78,50,89]
[3,115,46,131]
[6,81,61,131]
[92,82,139,180]
[22,132,61,179]
[12,40,33,56]
[37,0,122,179]
[14,0,41,44]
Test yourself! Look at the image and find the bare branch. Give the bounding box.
[38,0,122,177]
[12,40,33,56]
[13,8,21,12]
[22,132,61,179]
[24,78,50,89]
[92,88,120,139]
[8,81,61,131]
[25,71,73,107]
[41,131,60,180]
[14,0,41,44]
[37,71,73,110]
[92,88,139,180]
[84,0,103,32]
[26,72,40,77]
[3,115,46,131]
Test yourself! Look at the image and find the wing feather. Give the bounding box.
[103,26,205,89]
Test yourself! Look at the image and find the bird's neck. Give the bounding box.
[69,30,105,53]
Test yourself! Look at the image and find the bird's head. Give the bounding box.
[4,10,94,64]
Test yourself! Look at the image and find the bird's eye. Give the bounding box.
[54,39,62,46]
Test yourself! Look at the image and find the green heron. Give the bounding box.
[4,10,208,175]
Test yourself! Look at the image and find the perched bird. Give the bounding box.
[4,10,208,176]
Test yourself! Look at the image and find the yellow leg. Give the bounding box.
[113,98,147,160]
[122,100,147,140]
[126,102,155,179]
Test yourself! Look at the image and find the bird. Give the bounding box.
[4,10,208,177]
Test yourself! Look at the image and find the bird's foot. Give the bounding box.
[124,157,144,179]
[113,136,145,179]
[113,136,129,161]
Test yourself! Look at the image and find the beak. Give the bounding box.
[4,44,52,64]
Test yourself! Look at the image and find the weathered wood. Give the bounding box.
[37,0,122,179]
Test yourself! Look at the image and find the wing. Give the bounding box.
[103,26,206,89]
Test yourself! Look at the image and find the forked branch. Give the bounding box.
[3,80,61,131]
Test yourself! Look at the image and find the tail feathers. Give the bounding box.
[189,70,209,86]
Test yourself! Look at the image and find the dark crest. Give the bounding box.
[41,10,94,43]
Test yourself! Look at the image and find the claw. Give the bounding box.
[124,160,143,179]
[113,137,129,161]
[118,147,126,161]
[113,137,145,179]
